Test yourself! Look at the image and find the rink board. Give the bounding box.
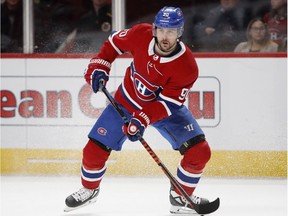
[1,54,287,177]
[1,149,286,177]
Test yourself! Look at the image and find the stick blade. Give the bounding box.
[193,197,220,215]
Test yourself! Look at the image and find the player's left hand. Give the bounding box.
[123,111,150,142]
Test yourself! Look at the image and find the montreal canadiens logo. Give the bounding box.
[133,72,161,101]
[97,127,107,135]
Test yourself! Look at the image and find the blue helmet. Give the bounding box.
[153,6,184,38]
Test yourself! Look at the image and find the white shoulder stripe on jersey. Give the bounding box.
[159,93,183,106]
[108,31,123,55]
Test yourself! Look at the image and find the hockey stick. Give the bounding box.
[99,83,219,215]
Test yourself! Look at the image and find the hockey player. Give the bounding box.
[263,0,287,51]
[65,6,211,214]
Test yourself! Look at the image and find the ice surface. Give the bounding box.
[1,176,287,216]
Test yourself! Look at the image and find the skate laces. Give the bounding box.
[72,188,94,202]
[170,188,207,207]
[181,195,202,206]
[191,195,201,204]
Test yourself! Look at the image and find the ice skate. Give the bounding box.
[169,186,209,214]
[64,187,99,212]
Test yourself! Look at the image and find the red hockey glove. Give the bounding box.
[123,111,150,142]
[84,58,111,93]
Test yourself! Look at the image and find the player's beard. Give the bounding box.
[157,40,177,54]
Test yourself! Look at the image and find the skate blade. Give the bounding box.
[170,205,198,215]
[64,197,98,212]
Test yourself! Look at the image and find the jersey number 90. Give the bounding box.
[179,88,189,101]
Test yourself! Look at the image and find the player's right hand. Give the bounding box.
[84,58,111,93]
[91,70,109,93]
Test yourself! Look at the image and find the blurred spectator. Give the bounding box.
[191,0,252,52]
[234,17,278,52]
[66,0,112,53]
[1,0,23,53]
[263,0,287,51]
[252,0,271,18]
[34,0,85,53]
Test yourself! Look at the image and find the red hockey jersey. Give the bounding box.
[263,12,287,47]
[95,23,199,124]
